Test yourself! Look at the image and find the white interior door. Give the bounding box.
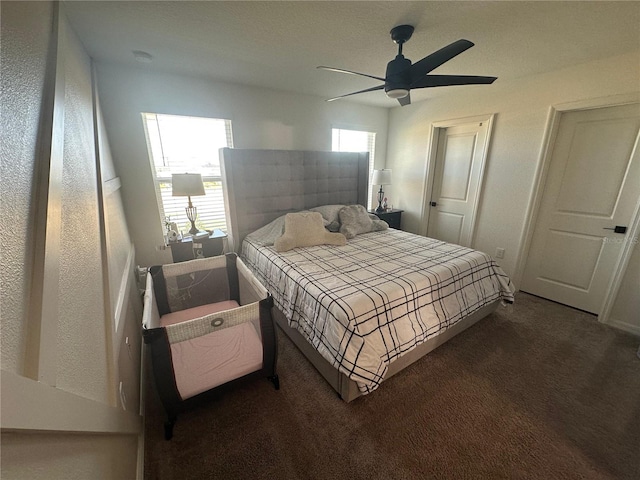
[521,103,640,314]
[427,121,489,247]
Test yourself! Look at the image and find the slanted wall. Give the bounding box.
[1,2,142,478]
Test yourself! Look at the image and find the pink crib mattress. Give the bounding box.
[170,321,263,400]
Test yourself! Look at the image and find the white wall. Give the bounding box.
[95,63,389,266]
[608,243,640,335]
[1,3,142,478]
[0,0,51,374]
[386,51,640,332]
[57,0,110,402]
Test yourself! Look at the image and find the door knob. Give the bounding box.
[603,226,627,234]
[430,201,437,207]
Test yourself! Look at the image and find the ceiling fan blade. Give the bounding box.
[411,74,497,89]
[408,39,475,81]
[326,84,385,102]
[397,93,411,107]
[317,66,385,82]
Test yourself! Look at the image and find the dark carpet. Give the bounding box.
[144,293,640,480]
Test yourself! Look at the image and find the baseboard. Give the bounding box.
[605,318,640,337]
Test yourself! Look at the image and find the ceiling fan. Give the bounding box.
[318,25,497,106]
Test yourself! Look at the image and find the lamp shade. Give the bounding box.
[172,173,205,197]
[371,169,392,185]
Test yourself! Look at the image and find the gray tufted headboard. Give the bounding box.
[220,148,369,252]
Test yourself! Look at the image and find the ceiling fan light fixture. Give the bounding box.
[386,88,409,99]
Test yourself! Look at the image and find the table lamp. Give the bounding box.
[172,173,205,235]
[372,169,392,213]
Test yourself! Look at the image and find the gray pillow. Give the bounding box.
[338,205,388,239]
[245,214,288,246]
[309,205,345,232]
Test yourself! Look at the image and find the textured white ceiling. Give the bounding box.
[64,1,640,108]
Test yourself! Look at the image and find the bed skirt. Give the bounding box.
[272,300,500,402]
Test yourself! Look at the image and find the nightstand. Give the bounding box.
[370,209,403,230]
[166,228,227,263]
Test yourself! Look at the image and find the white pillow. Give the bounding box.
[274,212,347,252]
[247,210,338,246]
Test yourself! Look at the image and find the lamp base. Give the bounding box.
[376,186,385,213]
[186,205,199,235]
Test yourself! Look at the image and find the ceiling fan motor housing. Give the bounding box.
[385,55,412,95]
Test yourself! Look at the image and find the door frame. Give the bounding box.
[420,113,495,247]
[514,92,640,325]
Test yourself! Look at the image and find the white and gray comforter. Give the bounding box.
[241,228,515,394]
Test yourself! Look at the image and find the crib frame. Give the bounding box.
[142,253,278,439]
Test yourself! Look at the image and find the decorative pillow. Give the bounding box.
[274,212,347,252]
[309,205,345,232]
[246,210,335,246]
[338,204,388,239]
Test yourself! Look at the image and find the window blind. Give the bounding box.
[332,128,376,209]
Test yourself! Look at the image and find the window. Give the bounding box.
[142,113,233,234]
[331,128,376,209]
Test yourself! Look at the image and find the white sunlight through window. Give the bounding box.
[142,113,233,235]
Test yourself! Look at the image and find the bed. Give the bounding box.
[220,148,514,401]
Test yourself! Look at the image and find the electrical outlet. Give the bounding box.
[495,248,505,259]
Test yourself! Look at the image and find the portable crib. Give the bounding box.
[142,253,279,440]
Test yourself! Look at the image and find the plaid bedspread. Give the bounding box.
[242,229,515,394]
